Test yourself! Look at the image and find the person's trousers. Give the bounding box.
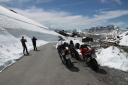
[23,47,29,55]
[33,45,37,51]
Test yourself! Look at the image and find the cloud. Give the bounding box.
[93,10,128,20]
[0,0,53,4]
[13,7,128,30]
[100,0,107,3]
[111,21,127,28]
[35,0,53,4]
[113,0,122,5]
[0,0,13,3]
[100,0,122,5]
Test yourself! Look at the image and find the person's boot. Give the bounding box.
[27,52,29,55]
[36,48,38,51]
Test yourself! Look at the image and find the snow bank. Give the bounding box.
[96,46,128,71]
[0,29,48,72]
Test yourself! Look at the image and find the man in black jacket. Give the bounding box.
[32,36,37,51]
[21,36,29,55]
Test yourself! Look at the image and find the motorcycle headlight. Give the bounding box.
[65,47,69,50]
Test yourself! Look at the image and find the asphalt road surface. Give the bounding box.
[0,43,115,85]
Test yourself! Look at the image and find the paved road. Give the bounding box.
[0,43,111,85]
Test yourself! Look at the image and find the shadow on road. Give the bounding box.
[72,61,78,64]
[67,66,80,72]
[96,68,107,74]
[34,50,40,52]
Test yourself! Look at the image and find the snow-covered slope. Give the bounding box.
[119,31,128,46]
[0,6,58,72]
[96,46,128,71]
[0,6,58,35]
[0,28,48,71]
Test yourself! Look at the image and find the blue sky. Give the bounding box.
[0,0,128,30]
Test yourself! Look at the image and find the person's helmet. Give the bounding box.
[63,42,68,47]
[70,40,73,44]
[75,43,80,49]
[22,36,24,39]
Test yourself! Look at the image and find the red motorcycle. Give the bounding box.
[80,45,99,71]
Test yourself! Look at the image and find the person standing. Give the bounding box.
[32,36,37,51]
[21,36,29,55]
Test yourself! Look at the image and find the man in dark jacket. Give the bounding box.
[21,36,29,55]
[32,36,37,51]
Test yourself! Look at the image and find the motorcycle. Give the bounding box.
[70,48,81,61]
[57,44,74,68]
[81,46,99,71]
[86,55,99,71]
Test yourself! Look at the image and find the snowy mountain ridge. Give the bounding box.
[0,6,47,29]
[0,6,58,35]
[119,31,128,46]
